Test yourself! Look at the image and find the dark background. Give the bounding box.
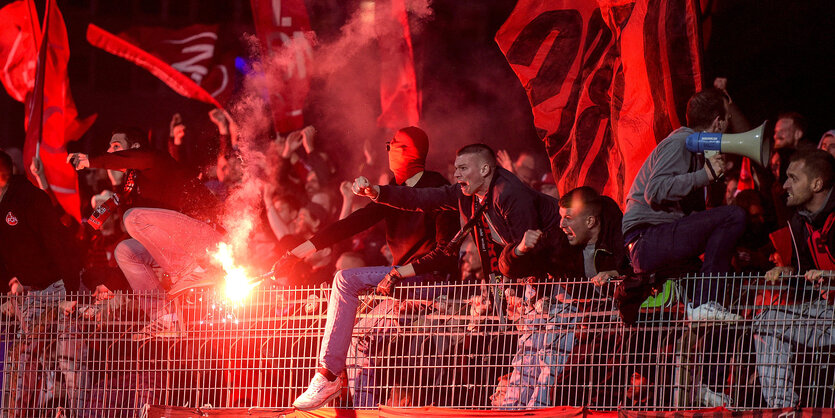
[0,0,833,177]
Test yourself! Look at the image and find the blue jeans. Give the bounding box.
[114,207,223,317]
[628,205,746,306]
[346,299,399,407]
[754,300,835,408]
[318,266,444,406]
[501,285,576,408]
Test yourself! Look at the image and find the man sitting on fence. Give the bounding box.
[67,128,225,341]
[756,149,835,408]
[621,88,746,321]
[284,127,459,410]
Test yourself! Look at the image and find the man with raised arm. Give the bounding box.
[354,143,563,263]
[286,127,459,410]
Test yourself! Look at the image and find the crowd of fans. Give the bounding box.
[1,79,835,412]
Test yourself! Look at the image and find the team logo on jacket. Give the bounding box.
[5,211,18,226]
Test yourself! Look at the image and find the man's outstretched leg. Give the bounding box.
[121,207,223,296]
[293,266,389,410]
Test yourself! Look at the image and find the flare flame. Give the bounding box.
[211,242,259,304]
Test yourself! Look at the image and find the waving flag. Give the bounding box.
[20,0,91,221]
[86,23,224,109]
[376,0,420,129]
[0,0,95,142]
[496,0,703,204]
[250,0,315,134]
[0,0,38,103]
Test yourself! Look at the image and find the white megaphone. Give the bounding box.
[685,122,770,167]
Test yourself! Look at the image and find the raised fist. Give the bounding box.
[351,176,379,199]
[515,229,543,254]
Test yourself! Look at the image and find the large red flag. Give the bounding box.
[250,0,315,134]
[86,24,224,109]
[0,0,95,143]
[20,0,85,221]
[495,0,702,204]
[375,0,420,129]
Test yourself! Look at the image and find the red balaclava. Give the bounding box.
[389,126,428,184]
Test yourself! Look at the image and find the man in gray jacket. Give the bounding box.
[621,88,747,320]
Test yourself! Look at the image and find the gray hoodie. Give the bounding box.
[622,127,712,234]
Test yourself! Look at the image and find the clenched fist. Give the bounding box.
[515,229,543,254]
[352,176,380,199]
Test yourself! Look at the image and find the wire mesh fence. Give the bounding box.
[1,273,834,416]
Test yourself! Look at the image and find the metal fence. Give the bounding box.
[1,274,834,416]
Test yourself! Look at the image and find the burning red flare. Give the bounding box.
[211,242,260,304]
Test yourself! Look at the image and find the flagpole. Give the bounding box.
[24,0,41,48]
[25,0,50,185]
[34,0,50,157]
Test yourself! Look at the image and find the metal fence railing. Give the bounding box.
[1,274,834,416]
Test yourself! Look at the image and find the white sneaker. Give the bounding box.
[687,301,742,322]
[699,384,733,407]
[292,372,342,411]
[132,313,183,341]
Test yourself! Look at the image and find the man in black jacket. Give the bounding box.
[355,143,564,277]
[68,129,223,341]
[0,150,80,300]
[288,127,459,410]
[353,144,576,407]
[499,186,628,283]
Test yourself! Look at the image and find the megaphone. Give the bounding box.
[685,122,770,167]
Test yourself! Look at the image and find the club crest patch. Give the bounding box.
[5,211,18,226]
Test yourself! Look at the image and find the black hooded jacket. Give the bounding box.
[0,176,81,292]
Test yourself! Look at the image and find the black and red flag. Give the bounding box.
[86,23,232,109]
[496,0,703,204]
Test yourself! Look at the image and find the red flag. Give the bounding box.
[0,0,38,103]
[250,0,315,134]
[375,0,420,129]
[21,0,83,221]
[86,24,223,109]
[495,0,702,204]
[202,50,236,107]
[606,0,703,198]
[0,0,95,143]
